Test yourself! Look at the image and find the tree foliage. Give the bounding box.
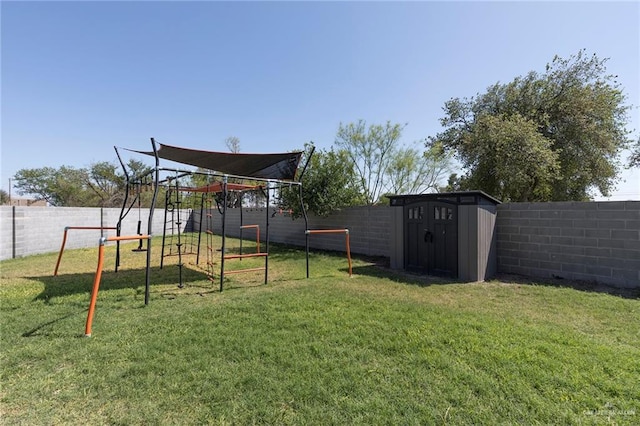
[86,162,126,207]
[0,189,9,205]
[14,166,90,206]
[429,50,633,201]
[277,144,362,217]
[335,120,405,204]
[13,160,153,207]
[224,136,241,153]
[629,136,640,169]
[386,141,452,196]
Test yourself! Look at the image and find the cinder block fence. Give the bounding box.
[496,201,639,288]
[1,201,638,289]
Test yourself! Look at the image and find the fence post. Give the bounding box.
[12,206,16,259]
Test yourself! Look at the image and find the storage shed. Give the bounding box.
[388,191,500,282]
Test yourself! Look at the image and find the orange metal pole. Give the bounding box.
[54,228,70,276]
[67,226,117,230]
[106,235,150,242]
[240,224,260,253]
[54,226,118,276]
[304,229,352,277]
[306,229,349,234]
[223,253,268,260]
[223,267,266,274]
[85,240,106,337]
[346,231,352,277]
[84,234,151,337]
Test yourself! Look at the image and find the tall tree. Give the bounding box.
[0,189,9,205]
[386,141,453,195]
[224,136,241,153]
[335,120,405,204]
[429,50,634,201]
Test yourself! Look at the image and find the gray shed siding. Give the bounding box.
[389,206,404,270]
[458,203,497,281]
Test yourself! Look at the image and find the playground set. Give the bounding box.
[53,138,352,336]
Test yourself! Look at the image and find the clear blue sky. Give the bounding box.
[2,1,639,200]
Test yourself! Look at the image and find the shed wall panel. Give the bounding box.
[478,204,498,280]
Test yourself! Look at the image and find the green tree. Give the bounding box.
[0,189,9,205]
[13,160,152,207]
[629,136,640,168]
[86,161,126,207]
[386,141,452,195]
[335,120,405,204]
[278,144,362,217]
[14,166,91,206]
[441,173,463,193]
[429,50,634,201]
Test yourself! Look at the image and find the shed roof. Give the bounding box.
[388,191,501,206]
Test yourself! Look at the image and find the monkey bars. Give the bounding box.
[305,229,352,278]
[54,226,118,276]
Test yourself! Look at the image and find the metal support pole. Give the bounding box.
[161,190,169,269]
[114,146,130,272]
[85,237,107,337]
[11,206,16,259]
[196,192,205,265]
[265,182,270,285]
[239,193,244,255]
[85,234,151,336]
[300,184,309,278]
[145,137,160,305]
[174,178,184,288]
[220,176,228,292]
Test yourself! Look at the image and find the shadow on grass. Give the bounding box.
[267,243,462,286]
[350,263,462,287]
[21,309,87,338]
[29,265,211,303]
[494,273,639,300]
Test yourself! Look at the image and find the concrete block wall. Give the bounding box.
[496,201,640,288]
[2,202,639,289]
[0,207,17,260]
[0,206,183,260]
[195,205,392,258]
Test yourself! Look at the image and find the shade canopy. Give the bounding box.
[131,142,304,181]
[176,182,261,193]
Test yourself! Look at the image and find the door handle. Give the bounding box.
[424,229,433,243]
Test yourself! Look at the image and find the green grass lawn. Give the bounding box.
[1,236,638,425]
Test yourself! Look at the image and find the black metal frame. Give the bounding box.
[114,137,311,305]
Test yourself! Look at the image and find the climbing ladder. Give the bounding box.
[160,179,202,288]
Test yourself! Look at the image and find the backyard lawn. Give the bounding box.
[1,236,638,424]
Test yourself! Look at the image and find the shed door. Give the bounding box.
[405,204,427,272]
[404,201,458,277]
[429,202,458,277]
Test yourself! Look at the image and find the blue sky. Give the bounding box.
[2,1,639,200]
